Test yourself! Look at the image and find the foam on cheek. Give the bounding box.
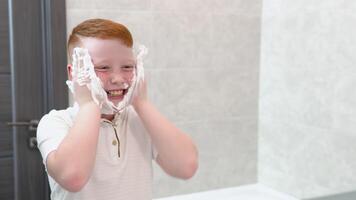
[123,83,129,89]
[66,45,147,115]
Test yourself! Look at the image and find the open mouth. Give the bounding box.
[106,89,128,98]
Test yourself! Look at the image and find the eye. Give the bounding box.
[95,65,110,72]
[121,65,135,71]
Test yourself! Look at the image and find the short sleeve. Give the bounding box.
[36,111,71,169]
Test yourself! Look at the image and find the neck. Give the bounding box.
[101,114,115,121]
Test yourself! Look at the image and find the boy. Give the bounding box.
[37,18,198,200]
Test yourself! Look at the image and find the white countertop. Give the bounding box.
[155,184,299,200]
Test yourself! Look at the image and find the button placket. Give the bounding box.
[102,119,121,158]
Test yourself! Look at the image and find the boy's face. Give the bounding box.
[71,37,136,105]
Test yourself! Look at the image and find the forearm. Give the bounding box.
[47,102,101,190]
[135,101,198,179]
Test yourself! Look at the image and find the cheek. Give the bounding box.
[95,72,109,84]
[125,72,135,83]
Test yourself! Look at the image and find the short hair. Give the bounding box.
[67,18,133,62]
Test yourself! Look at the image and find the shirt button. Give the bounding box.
[112,140,117,146]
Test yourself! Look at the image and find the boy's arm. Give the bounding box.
[46,102,100,192]
[47,56,101,192]
[133,81,199,179]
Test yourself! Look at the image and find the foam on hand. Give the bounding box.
[66,45,148,115]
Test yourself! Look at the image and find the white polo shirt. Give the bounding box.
[37,104,157,200]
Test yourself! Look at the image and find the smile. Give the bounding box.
[106,89,127,97]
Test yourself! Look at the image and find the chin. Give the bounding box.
[108,96,125,105]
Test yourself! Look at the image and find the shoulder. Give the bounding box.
[37,105,78,136]
[38,105,78,127]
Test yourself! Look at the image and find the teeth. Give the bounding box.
[108,90,123,96]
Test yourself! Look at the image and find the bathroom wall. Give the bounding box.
[258,0,356,199]
[66,0,262,198]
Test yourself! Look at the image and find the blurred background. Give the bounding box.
[66,0,356,199]
[1,0,355,200]
[66,0,261,198]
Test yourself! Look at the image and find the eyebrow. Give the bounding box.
[93,59,136,67]
[120,57,136,64]
[124,60,136,64]
[91,58,108,66]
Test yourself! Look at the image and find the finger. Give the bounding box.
[83,52,94,75]
[72,51,78,77]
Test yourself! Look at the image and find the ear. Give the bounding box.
[67,64,73,80]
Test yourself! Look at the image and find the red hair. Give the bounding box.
[67,18,133,61]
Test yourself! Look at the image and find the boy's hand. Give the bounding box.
[73,81,93,106]
[132,79,148,110]
[71,49,95,106]
[131,45,148,111]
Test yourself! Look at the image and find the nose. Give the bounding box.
[109,72,125,85]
